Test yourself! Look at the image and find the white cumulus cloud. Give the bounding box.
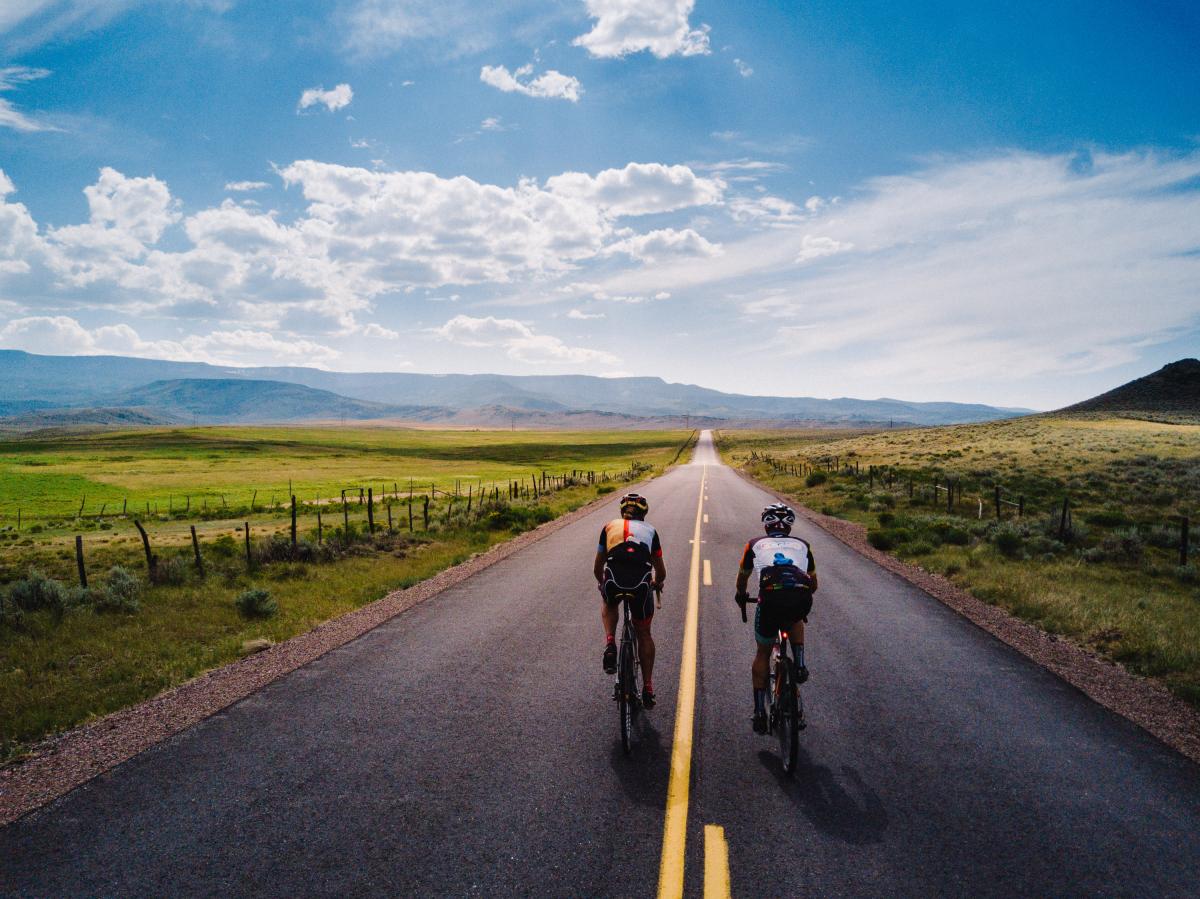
[0,160,723,353]
[604,227,721,263]
[480,64,582,102]
[298,83,353,113]
[546,162,723,216]
[574,0,710,59]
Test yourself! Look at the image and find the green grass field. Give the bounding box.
[0,426,692,762]
[0,426,685,522]
[717,416,1200,705]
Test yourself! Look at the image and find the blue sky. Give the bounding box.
[0,0,1197,408]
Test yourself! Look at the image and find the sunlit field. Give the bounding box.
[0,426,693,763]
[718,415,1200,705]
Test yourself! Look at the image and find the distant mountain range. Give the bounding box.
[0,349,1034,429]
[1063,358,1200,416]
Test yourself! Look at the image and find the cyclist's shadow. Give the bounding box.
[758,749,888,845]
[609,717,670,806]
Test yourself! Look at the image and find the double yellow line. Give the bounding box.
[657,466,730,898]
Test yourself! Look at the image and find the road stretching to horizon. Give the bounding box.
[3,432,1199,896]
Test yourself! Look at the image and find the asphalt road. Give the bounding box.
[4,432,1200,897]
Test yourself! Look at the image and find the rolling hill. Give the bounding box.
[99,379,449,424]
[1063,358,1200,416]
[0,350,1030,427]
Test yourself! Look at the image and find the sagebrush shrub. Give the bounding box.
[8,570,67,615]
[235,587,277,618]
[153,555,188,586]
[991,523,1025,558]
[867,529,895,551]
[94,566,142,613]
[805,471,828,488]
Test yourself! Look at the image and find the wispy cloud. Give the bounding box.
[733,58,752,77]
[0,66,58,132]
[224,180,269,191]
[480,64,581,102]
[298,83,353,113]
[603,149,1200,389]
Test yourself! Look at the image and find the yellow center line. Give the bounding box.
[658,465,706,899]
[702,559,712,586]
[703,824,731,899]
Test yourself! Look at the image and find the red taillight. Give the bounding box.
[780,631,788,640]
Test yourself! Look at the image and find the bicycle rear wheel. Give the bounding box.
[777,660,799,775]
[618,638,636,755]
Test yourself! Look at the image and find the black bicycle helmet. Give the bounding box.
[619,492,649,518]
[761,502,795,532]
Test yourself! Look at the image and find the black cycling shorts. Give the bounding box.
[602,579,654,621]
[754,590,813,645]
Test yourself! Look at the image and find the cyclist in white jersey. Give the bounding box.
[735,503,818,734]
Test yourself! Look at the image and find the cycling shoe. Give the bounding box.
[603,643,617,675]
[642,687,656,709]
[752,710,768,734]
[797,665,809,684]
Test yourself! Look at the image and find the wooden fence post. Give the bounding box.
[291,495,298,548]
[190,525,204,577]
[75,535,87,588]
[1058,496,1071,540]
[244,521,252,569]
[408,497,414,532]
[947,481,954,513]
[367,488,375,534]
[317,510,323,545]
[134,520,157,581]
[343,493,349,532]
[995,485,1002,519]
[423,495,430,530]
[1018,496,1025,518]
[387,502,393,535]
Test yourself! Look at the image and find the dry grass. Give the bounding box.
[717,416,1200,705]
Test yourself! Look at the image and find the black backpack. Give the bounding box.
[605,540,653,587]
[759,551,809,597]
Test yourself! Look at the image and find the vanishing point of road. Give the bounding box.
[3,432,1199,897]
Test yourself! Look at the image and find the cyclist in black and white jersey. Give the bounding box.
[735,503,818,734]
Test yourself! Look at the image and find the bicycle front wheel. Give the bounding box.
[618,639,635,755]
[777,661,799,775]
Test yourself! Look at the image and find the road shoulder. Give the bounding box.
[729,464,1200,767]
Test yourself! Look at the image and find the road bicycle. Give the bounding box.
[742,599,805,775]
[605,566,660,755]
